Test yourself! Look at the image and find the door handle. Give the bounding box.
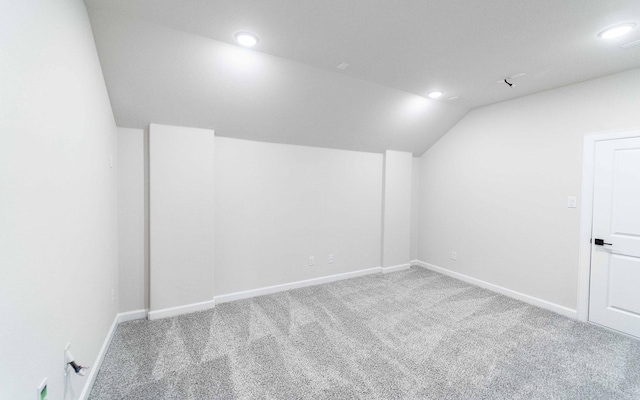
[593,238,612,246]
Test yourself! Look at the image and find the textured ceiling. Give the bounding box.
[85,0,640,155]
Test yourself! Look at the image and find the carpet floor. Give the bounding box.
[89,267,640,399]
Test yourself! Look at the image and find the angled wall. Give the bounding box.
[417,68,640,311]
[0,0,118,398]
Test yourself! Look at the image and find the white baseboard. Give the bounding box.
[415,261,577,319]
[214,266,382,304]
[117,309,148,323]
[381,263,411,274]
[148,267,383,317]
[410,259,419,266]
[79,314,119,400]
[148,299,216,320]
[79,309,149,399]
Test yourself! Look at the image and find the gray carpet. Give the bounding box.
[89,267,640,399]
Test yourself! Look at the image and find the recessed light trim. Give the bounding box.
[235,32,259,47]
[427,91,443,99]
[598,23,637,39]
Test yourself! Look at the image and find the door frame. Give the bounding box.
[577,128,640,322]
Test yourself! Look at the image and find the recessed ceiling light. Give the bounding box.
[427,91,443,99]
[235,32,259,47]
[598,23,637,39]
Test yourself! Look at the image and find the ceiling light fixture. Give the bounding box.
[235,32,259,47]
[598,23,637,39]
[427,91,443,99]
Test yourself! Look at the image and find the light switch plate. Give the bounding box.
[567,196,577,208]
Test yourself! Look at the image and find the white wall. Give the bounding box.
[410,157,420,261]
[382,151,413,268]
[115,134,384,306]
[117,128,146,312]
[214,137,382,295]
[149,124,215,314]
[0,1,118,398]
[417,68,640,310]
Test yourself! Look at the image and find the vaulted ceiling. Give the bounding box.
[86,0,640,155]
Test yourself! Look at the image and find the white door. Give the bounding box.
[589,136,640,337]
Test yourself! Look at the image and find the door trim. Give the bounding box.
[577,128,640,322]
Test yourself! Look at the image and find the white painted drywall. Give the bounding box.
[85,6,469,156]
[149,124,215,312]
[0,0,118,398]
[410,157,420,261]
[382,151,413,267]
[117,127,146,312]
[417,68,640,310]
[214,137,383,295]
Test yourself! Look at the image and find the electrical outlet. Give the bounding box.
[37,378,48,400]
[309,256,314,266]
[329,254,334,264]
[451,251,457,261]
[111,288,115,304]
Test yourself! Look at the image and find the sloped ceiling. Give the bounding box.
[86,0,640,155]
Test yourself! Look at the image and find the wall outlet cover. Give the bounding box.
[38,378,47,400]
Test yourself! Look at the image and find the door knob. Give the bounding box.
[593,238,612,246]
